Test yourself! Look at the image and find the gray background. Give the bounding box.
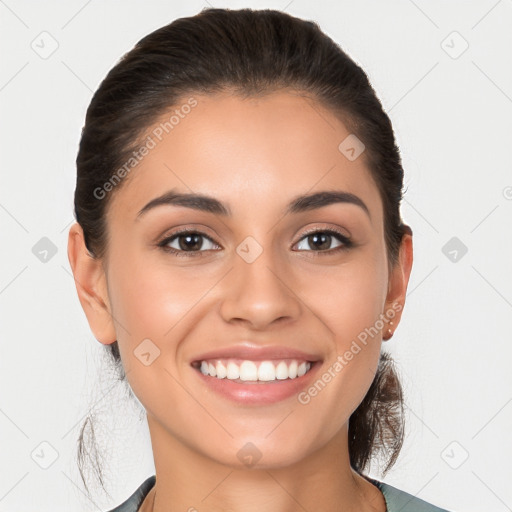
[1,1,511,511]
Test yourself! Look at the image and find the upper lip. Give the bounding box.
[190,343,322,365]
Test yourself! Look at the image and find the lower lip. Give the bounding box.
[191,362,321,405]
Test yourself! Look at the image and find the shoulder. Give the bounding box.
[105,475,156,512]
[366,476,453,512]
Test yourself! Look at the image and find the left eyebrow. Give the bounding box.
[286,190,370,219]
[136,189,370,220]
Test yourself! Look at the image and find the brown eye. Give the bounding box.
[158,230,219,257]
[295,229,352,253]
[175,233,206,251]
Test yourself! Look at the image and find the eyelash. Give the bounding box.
[157,227,354,258]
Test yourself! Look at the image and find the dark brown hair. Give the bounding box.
[74,6,409,495]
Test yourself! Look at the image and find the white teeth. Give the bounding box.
[198,359,312,381]
[239,361,258,381]
[258,361,276,381]
[216,361,227,379]
[288,360,298,379]
[275,361,289,380]
[226,362,240,379]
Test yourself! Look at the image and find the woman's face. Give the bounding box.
[71,90,411,470]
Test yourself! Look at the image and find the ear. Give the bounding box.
[383,226,413,330]
[67,222,117,345]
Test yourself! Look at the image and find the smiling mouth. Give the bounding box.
[191,358,317,383]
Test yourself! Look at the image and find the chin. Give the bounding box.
[205,438,313,471]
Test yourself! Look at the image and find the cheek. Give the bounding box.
[299,251,388,349]
[105,255,213,421]
[108,249,209,341]
[294,252,388,422]
[105,249,222,393]
[332,267,386,347]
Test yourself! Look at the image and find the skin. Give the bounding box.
[68,90,413,512]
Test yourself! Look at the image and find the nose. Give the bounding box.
[219,244,302,330]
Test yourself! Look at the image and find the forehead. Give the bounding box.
[107,90,382,223]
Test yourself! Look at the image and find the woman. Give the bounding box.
[67,7,452,512]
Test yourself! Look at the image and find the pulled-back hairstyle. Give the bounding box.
[74,6,409,496]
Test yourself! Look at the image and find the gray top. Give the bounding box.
[106,474,453,512]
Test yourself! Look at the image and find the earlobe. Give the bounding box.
[67,222,117,345]
[382,229,414,337]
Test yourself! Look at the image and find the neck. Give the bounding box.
[142,413,386,512]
